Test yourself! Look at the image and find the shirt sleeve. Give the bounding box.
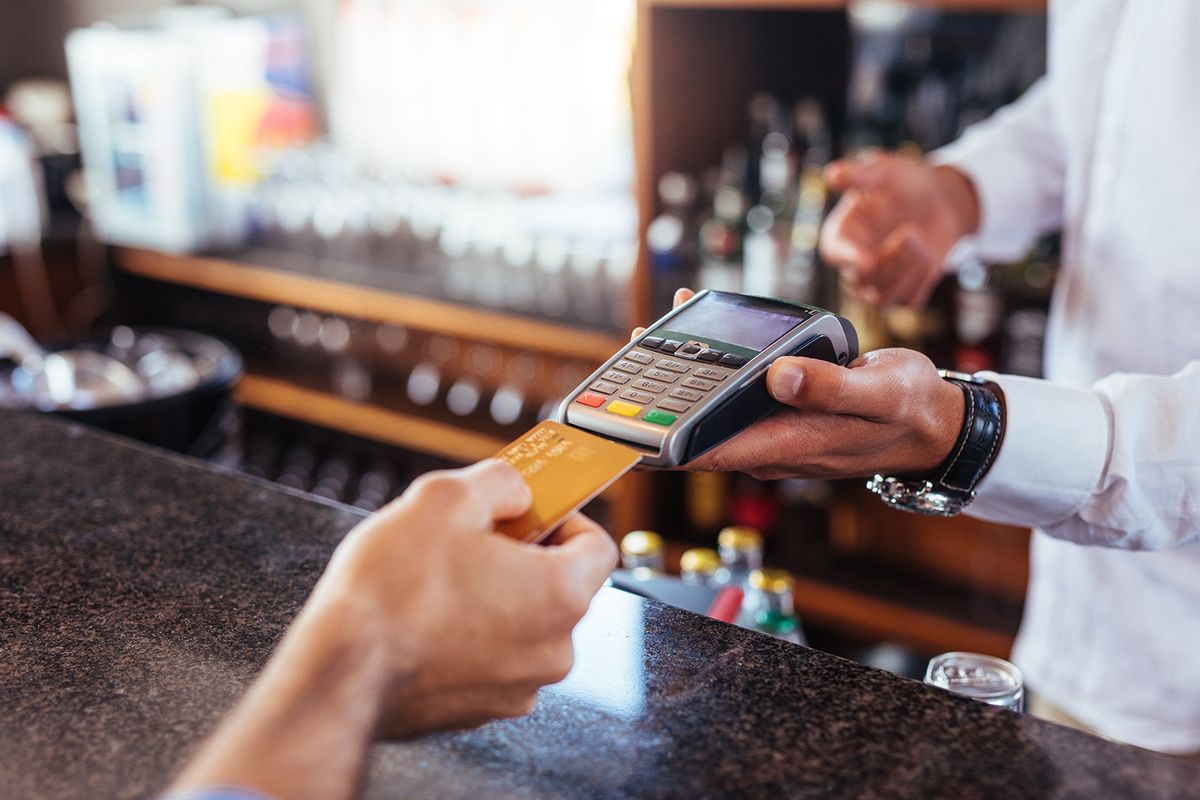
[968,362,1200,550]
[931,77,1067,264]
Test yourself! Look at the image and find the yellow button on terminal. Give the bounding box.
[605,400,643,417]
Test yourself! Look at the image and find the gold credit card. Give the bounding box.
[494,420,643,544]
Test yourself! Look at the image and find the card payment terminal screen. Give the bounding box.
[659,294,804,351]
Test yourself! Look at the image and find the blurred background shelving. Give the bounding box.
[1,0,1048,670]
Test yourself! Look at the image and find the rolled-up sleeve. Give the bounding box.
[969,362,1200,550]
[932,77,1067,264]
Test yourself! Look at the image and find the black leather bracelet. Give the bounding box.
[866,371,1005,516]
[925,379,1005,494]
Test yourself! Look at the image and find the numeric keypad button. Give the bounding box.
[626,351,655,365]
[681,376,717,392]
[655,359,690,374]
[693,367,728,382]
[643,368,679,383]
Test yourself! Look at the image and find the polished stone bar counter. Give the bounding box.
[2,410,1198,800]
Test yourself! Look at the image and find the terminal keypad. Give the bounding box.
[575,344,748,427]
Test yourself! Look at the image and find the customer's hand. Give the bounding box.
[316,459,618,737]
[820,151,979,307]
[169,459,617,800]
[634,290,964,481]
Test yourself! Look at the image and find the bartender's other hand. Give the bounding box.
[820,151,979,308]
[631,287,696,340]
[687,348,964,480]
[308,459,617,738]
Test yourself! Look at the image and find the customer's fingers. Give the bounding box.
[437,459,533,523]
[544,513,619,595]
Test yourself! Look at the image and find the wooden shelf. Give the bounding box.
[114,247,624,363]
[237,371,653,535]
[236,372,506,463]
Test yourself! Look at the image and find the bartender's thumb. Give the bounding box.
[767,357,886,419]
[825,155,892,193]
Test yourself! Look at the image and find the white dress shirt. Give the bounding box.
[933,0,1200,752]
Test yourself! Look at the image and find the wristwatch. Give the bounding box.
[866,370,1006,517]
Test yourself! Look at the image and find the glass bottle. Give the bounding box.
[646,171,698,317]
[679,547,720,587]
[620,530,665,576]
[748,568,806,645]
[714,526,763,589]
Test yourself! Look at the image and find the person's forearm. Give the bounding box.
[930,77,1066,263]
[930,164,981,242]
[168,598,390,800]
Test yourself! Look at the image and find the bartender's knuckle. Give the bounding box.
[826,371,853,410]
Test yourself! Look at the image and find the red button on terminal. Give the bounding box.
[575,392,606,408]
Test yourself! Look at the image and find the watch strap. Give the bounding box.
[867,373,1005,516]
[929,380,1005,495]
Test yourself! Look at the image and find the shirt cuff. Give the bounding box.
[930,140,1042,265]
[968,373,1110,528]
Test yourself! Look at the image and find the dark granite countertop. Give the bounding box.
[2,410,1198,800]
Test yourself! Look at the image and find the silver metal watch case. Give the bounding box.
[865,474,967,517]
[866,370,1003,517]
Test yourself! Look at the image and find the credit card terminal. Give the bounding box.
[554,290,858,467]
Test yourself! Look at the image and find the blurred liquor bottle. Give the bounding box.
[680,547,721,588]
[621,530,666,575]
[646,172,699,317]
[714,526,764,591]
[747,569,806,645]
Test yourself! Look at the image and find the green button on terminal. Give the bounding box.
[643,410,677,427]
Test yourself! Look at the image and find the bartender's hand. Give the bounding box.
[689,348,965,479]
[634,290,965,481]
[168,459,617,800]
[820,151,980,307]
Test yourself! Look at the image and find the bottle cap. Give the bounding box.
[620,530,663,557]
[718,526,762,552]
[749,568,793,594]
[679,547,720,575]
